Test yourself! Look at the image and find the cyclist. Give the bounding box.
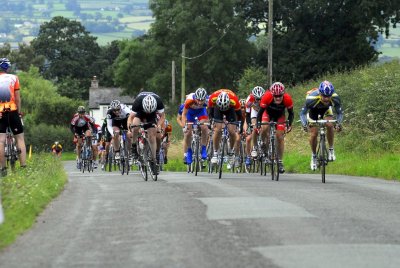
[244,86,266,167]
[128,92,165,175]
[106,100,133,161]
[160,119,172,164]
[176,103,186,163]
[70,106,94,169]
[100,117,112,169]
[181,87,209,164]
[300,80,343,170]
[208,89,242,165]
[51,141,63,157]
[257,82,294,173]
[0,57,27,175]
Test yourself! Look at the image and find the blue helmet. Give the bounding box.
[0,58,11,71]
[318,80,334,96]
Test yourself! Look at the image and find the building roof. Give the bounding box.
[89,87,135,109]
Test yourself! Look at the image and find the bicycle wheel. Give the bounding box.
[107,150,113,172]
[159,148,165,171]
[207,139,213,173]
[194,139,200,176]
[144,140,157,181]
[218,138,226,179]
[270,138,279,181]
[319,135,327,183]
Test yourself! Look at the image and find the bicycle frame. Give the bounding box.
[186,117,210,176]
[308,119,337,183]
[5,127,18,172]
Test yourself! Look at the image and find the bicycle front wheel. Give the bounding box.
[319,135,327,183]
[218,138,226,179]
[194,140,200,176]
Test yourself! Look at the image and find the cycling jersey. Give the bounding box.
[300,89,343,126]
[245,94,261,113]
[183,93,208,122]
[0,73,19,111]
[70,114,94,135]
[106,103,133,133]
[257,91,294,129]
[51,144,63,152]
[208,89,240,111]
[178,104,184,115]
[131,92,165,123]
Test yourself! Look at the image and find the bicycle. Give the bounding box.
[186,117,210,176]
[5,127,18,172]
[80,135,93,173]
[259,121,282,181]
[210,119,239,179]
[119,129,130,175]
[131,123,158,181]
[308,118,337,183]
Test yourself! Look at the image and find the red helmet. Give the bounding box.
[270,82,285,96]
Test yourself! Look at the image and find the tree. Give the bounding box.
[237,66,267,98]
[238,0,400,84]
[31,16,102,99]
[115,0,255,99]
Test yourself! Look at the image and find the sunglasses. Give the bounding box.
[274,94,283,98]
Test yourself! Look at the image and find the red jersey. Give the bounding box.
[260,91,294,117]
[208,89,240,111]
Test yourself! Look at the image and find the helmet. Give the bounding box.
[0,58,11,71]
[318,80,335,96]
[110,100,121,110]
[239,99,246,107]
[270,82,285,96]
[142,95,157,113]
[216,92,230,111]
[195,87,207,100]
[77,106,86,113]
[252,86,265,100]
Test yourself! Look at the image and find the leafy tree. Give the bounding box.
[31,16,102,99]
[238,0,400,84]
[237,66,267,98]
[115,0,255,99]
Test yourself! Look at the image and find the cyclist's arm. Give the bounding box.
[299,105,309,127]
[332,97,344,124]
[181,107,188,126]
[106,118,113,136]
[287,107,294,126]
[176,114,183,127]
[157,112,165,130]
[70,124,75,134]
[256,107,266,127]
[15,90,21,114]
[246,112,251,127]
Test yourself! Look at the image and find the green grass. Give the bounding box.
[0,154,67,249]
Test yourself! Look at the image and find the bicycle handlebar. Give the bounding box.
[307,119,337,124]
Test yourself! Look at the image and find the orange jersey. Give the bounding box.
[165,123,172,133]
[208,89,240,110]
[0,73,20,111]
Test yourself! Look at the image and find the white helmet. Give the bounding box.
[195,87,207,100]
[252,86,265,100]
[142,95,157,113]
[110,100,121,110]
[216,92,230,111]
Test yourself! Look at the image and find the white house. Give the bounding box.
[88,76,135,124]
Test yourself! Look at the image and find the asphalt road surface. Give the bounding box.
[1,161,400,268]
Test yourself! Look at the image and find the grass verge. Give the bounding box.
[0,154,67,250]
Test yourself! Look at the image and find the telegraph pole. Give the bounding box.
[267,0,273,86]
[171,61,176,102]
[181,44,186,103]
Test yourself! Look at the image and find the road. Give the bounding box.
[1,161,400,268]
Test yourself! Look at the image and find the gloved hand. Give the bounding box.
[336,124,343,132]
[302,125,308,132]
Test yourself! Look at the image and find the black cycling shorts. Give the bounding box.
[112,117,128,130]
[0,111,24,135]
[213,107,237,122]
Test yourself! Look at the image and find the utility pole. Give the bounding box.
[171,61,176,103]
[267,0,273,86]
[181,43,186,103]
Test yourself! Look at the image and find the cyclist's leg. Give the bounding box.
[9,112,26,167]
[130,116,142,159]
[0,133,6,171]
